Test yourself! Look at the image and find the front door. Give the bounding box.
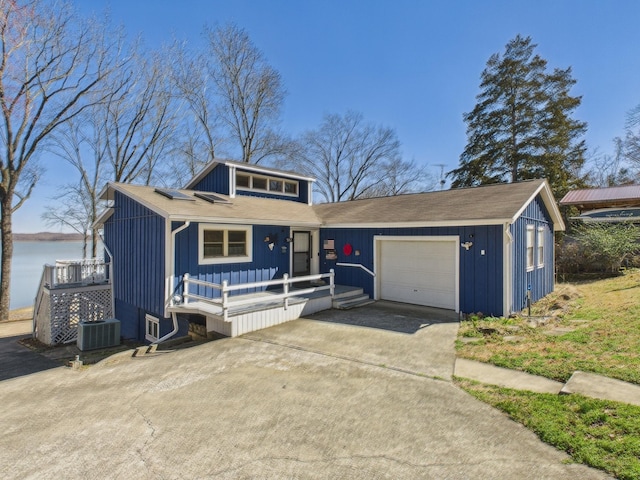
[292,231,311,276]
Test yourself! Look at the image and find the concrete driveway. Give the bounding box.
[0,302,610,479]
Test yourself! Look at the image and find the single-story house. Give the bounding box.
[98,159,564,342]
[560,184,640,222]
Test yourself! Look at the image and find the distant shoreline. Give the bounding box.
[13,232,86,242]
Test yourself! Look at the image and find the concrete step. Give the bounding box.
[333,294,374,310]
[332,287,364,300]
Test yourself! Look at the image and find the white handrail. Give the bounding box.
[180,269,335,321]
[336,262,375,277]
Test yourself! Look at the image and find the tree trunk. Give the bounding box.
[0,197,14,321]
[91,226,99,259]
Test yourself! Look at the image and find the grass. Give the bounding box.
[456,269,640,478]
[457,269,640,384]
[457,379,640,480]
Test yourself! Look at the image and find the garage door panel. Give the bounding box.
[379,239,457,310]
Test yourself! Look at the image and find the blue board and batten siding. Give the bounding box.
[191,164,230,194]
[173,223,291,298]
[103,191,170,340]
[320,225,505,316]
[511,194,555,312]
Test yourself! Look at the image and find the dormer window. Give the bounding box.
[235,172,299,197]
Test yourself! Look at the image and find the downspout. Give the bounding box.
[157,221,190,344]
[98,234,116,319]
[504,223,513,316]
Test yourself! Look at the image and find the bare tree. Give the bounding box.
[47,42,177,259]
[102,47,175,185]
[361,158,435,198]
[166,40,222,186]
[206,23,287,164]
[289,111,402,202]
[625,104,640,168]
[42,180,94,259]
[0,0,124,320]
[587,140,638,187]
[46,117,106,258]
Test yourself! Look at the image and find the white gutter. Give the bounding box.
[159,221,190,343]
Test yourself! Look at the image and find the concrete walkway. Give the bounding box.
[454,358,640,407]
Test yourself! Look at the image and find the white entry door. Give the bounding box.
[378,238,458,310]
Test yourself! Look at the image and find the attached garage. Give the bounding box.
[375,236,459,311]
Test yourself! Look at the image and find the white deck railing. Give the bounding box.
[178,269,335,322]
[44,259,111,288]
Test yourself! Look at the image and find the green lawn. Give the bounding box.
[457,269,640,384]
[457,380,640,480]
[456,269,640,478]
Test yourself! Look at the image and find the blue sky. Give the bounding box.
[14,0,640,232]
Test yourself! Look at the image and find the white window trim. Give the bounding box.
[145,314,159,342]
[526,225,535,271]
[537,226,545,268]
[198,224,253,265]
[235,172,299,197]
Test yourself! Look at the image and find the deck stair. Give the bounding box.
[332,288,374,310]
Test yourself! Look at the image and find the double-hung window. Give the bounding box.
[199,224,252,265]
[526,225,535,271]
[537,227,545,268]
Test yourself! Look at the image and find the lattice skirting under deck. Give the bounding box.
[34,285,113,346]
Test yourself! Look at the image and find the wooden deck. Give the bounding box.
[168,285,363,337]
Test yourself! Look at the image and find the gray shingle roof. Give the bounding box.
[102,183,322,227]
[314,179,557,227]
[100,178,564,230]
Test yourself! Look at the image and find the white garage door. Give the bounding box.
[378,239,457,310]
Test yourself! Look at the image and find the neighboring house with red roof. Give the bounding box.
[560,185,640,222]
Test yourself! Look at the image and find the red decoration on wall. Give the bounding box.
[343,243,353,256]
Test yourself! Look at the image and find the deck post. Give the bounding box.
[222,279,229,322]
[283,273,289,310]
[329,269,335,297]
[183,274,190,305]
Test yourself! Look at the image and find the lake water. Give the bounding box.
[9,241,100,310]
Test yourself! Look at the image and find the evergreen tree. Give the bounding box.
[450,35,587,199]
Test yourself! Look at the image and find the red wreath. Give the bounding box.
[343,243,353,256]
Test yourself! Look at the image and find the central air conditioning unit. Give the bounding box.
[77,318,121,351]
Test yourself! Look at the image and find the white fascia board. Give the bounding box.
[184,162,219,190]
[167,214,322,228]
[93,207,114,228]
[321,218,511,229]
[511,180,565,231]
[98,183,112,201]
